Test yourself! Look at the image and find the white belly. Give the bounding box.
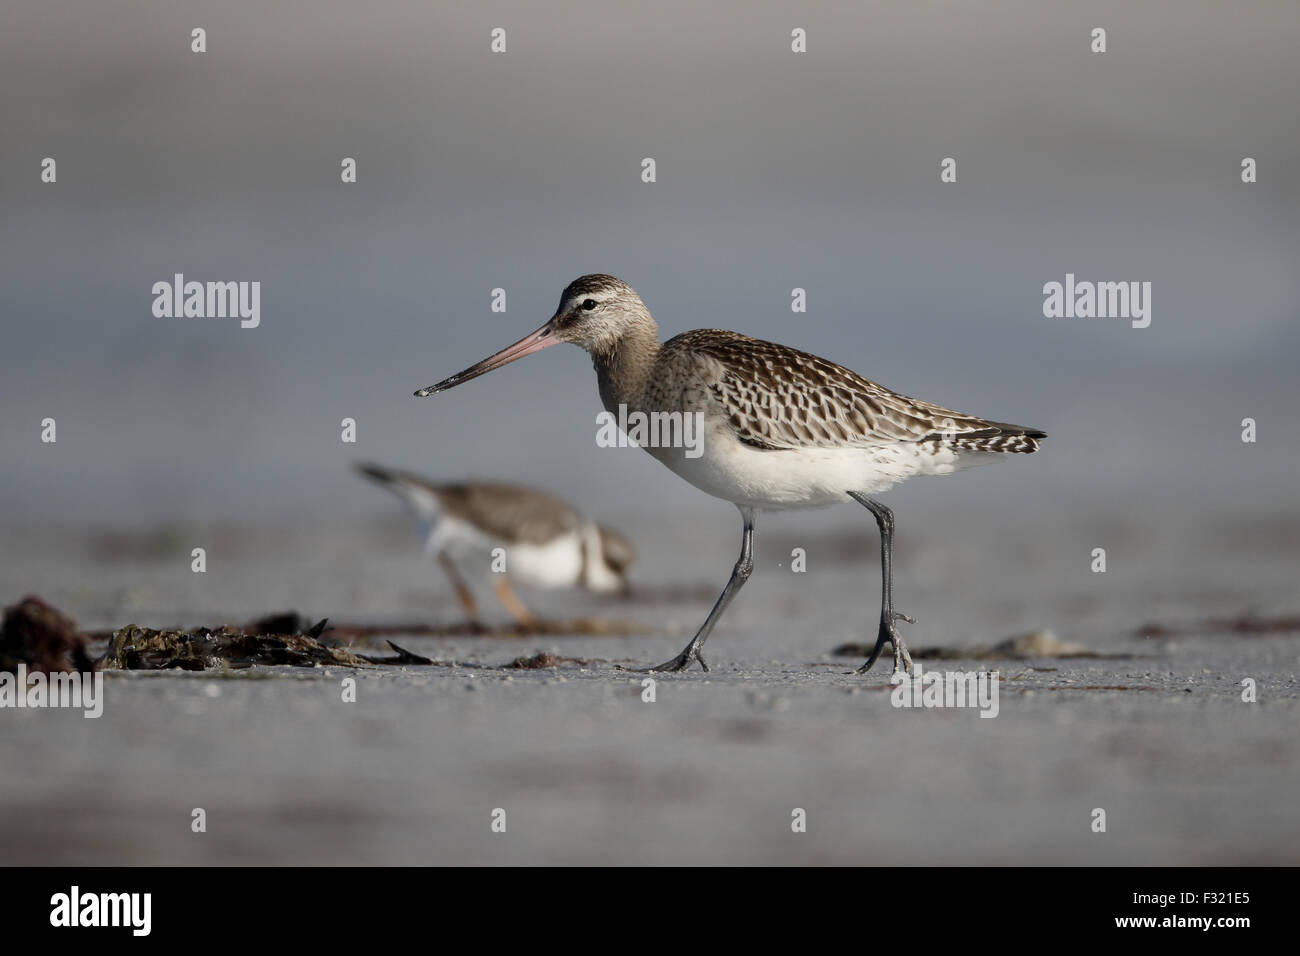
[503,533,586,589]
[645,425,992,510]
[429,516,585,589]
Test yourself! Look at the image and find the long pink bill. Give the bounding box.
[414,320,562,396]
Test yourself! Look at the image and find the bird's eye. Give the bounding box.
[582,299,597,311]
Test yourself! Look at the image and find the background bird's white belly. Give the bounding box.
[504,532,585,588]
[426,515,584,589]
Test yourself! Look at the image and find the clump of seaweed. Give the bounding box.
[104,619,444,670]
[506,651,589,670]
[1,595,95,673]
[105,621,368,671]
[359,640,433,666]
[5,594,614,674]
[510,652,560,669]
[322,615,646,643]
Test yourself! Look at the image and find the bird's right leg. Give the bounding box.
[492,575,537,627]
[647,506,755,673]
[437,551,480,621]
[848,492,915,676]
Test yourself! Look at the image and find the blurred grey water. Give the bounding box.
[1,0,1297,525]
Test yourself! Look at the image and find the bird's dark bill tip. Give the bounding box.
[413,385,440,397]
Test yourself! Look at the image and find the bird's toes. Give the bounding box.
[647,648,706,673]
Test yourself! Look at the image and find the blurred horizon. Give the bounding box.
[1,0,1297,527]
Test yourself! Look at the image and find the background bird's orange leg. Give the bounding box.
[492,576,536,626]
[437,552,479,621]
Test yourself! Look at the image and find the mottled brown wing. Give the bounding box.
[358,463,588,543]
[665,329,1042,451]
[435,483,584,545]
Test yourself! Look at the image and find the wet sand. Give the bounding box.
[2,501,1297,865]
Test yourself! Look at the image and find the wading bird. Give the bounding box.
[356,463,634,624]
[415,275,1044,673]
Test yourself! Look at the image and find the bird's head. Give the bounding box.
[581,521,636,595]
[414,274,650,396]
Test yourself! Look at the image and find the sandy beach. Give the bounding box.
[3,499,1296,866]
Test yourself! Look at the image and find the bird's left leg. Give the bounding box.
[848,492,915,676]
[437,551,480,621]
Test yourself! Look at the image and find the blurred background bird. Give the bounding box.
[355,463,635,624]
